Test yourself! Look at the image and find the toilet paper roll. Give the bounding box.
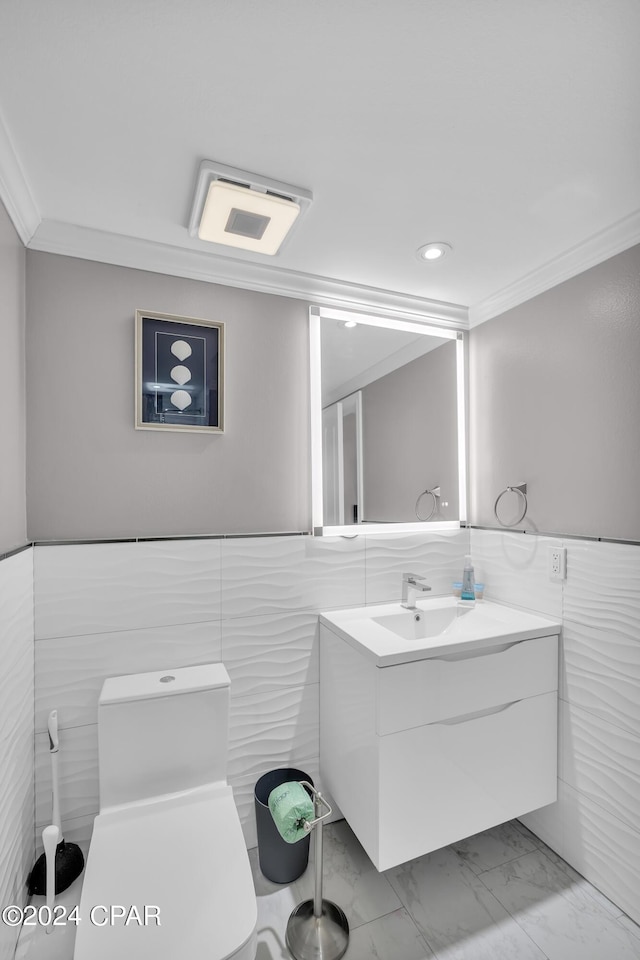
[268,781,314,844]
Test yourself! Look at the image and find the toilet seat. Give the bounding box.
[73,782,257,960]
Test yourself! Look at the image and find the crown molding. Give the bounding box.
[468,208,640,327]
[28,219,469,329]
[0,109,40,245]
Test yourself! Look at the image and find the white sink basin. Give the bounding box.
[320,597,561,665]
[372,604,471,641]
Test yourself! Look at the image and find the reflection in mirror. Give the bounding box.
[310,306,466,535]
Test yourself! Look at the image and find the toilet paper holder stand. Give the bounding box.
[285,780,349,960]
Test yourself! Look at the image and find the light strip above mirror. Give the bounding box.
[310,306,467,536]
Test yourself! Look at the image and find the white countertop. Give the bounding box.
[319,596,561,666]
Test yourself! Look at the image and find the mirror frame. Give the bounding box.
[310,305,467,536]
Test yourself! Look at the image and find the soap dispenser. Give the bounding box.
[461,555,475,601]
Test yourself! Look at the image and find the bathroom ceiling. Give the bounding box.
[0,0,638,324]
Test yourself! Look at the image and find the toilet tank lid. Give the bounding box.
[99,663,230,705]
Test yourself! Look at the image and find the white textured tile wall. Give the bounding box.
[34,539,222,639]
[472,529,640,925]
[227,684,319,782]
[35,620,221,732]
[0,549,34,960]
[363,530,469,604]
[470,529,563,617]
[33,533,467,856]
[35,724,99,828]
[561,620,640,737]
[222,612,319,697]
[559,699,640,833]
[220,535,366,618]
[563,539,640,630]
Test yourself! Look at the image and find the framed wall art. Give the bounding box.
[135,310,224,433]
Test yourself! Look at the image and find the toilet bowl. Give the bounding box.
[73,663,257,960]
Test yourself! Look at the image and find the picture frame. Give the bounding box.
[135,310,224,433]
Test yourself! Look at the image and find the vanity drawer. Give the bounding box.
[376,633,558,734]
[376,691,558,871]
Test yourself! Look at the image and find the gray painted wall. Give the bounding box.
[26,253,310,540]
[469,244,640,541]
[23,243,640,543]
[362,341,458,522]
[0,199,27,553]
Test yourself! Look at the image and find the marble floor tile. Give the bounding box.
[516,820,626,921]
[513,818,546,846]
[346,908,435,959]
[292,820,402,929]
[249,848,302,960]
[386,844,547,960]
[480,848,640,960]
[19,817,636,960]
[451,820,539,875]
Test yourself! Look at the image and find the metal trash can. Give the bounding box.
[254,768,314,883]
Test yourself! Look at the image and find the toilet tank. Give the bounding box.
[98,663,230,810]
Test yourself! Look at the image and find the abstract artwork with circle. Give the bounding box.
[135,311,224,432]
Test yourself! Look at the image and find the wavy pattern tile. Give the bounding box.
[563,539,640,632]
[222,612,318,697]
[1,632,32,743]
[560,700,640,832]
[0,829,33,960]
[561,621,640,738]
[469,529,563,617]
[221,536,365,618]
[521,780,640,925]
[35,724,99,827]
[0,550,34,742]
[35,620,221,732]
[1,647,33,750]
[227,683,319,782]
[0,549,34,960]
[34,539,222,639]
[363,530,469,604]
[0,727,34,905]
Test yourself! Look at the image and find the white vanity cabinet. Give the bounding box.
[319,606,559,872]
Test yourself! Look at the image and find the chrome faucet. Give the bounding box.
[401,572,432,609]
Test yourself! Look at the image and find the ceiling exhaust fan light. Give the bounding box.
[198,181,301,255]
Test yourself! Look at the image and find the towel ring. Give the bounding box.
[494,483,528,527]
[415,485,441,522]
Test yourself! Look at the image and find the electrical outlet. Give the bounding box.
[548,546,566,582]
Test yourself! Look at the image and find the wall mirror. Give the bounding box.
[310,305,467,536]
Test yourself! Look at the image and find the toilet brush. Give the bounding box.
[27,711,85,895]
[42,825,59,935]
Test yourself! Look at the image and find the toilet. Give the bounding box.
[73,663,257,960]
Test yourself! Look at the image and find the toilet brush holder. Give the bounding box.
[285,782,349,960]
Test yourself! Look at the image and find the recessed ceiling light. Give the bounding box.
[189,160,312,256]
[339,320,358,329]
[416,242,452,262]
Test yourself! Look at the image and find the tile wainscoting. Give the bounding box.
[32,531,468,853]
[26,528,640,928]
[0,548,34,960]
[471,528,640,925]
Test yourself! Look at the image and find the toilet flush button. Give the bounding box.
[160,675,176,683]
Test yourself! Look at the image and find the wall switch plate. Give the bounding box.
[548,546,567,582]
